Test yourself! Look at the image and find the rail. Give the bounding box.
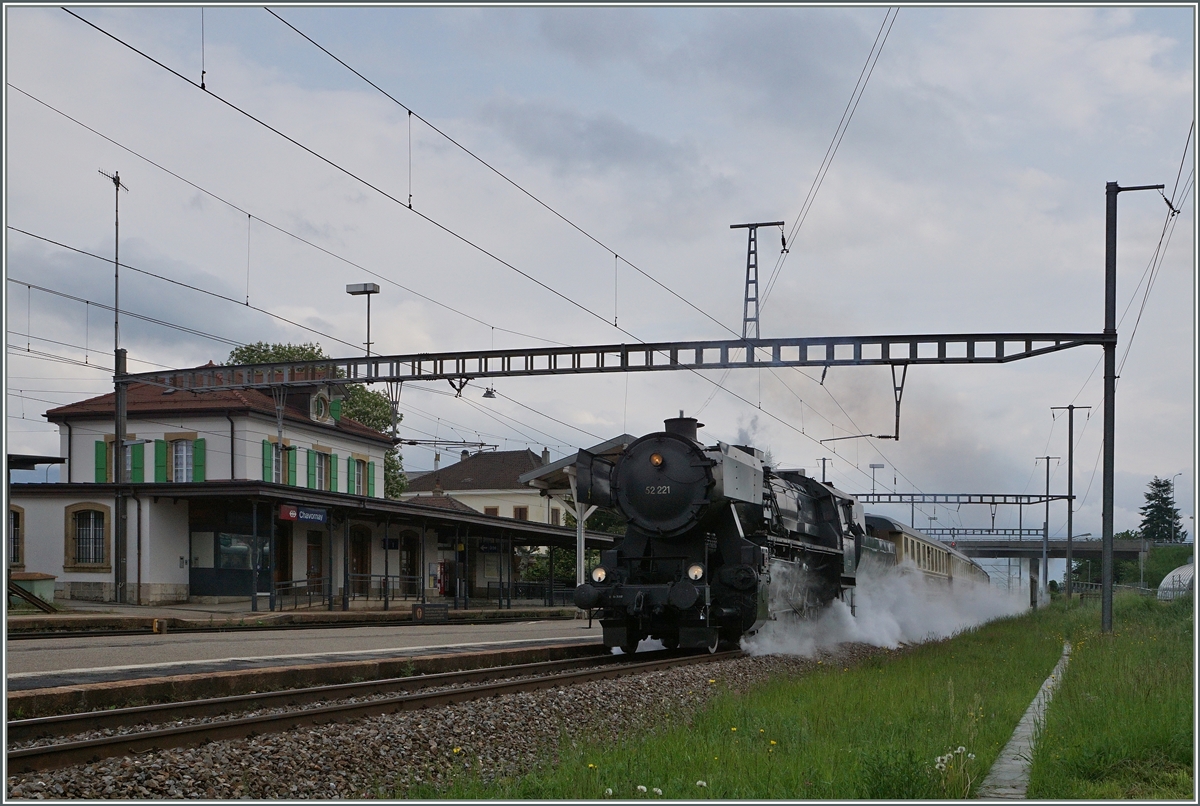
[7,649,742,772]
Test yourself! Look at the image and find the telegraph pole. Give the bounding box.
[1052,405,1090,599]
[1102,182,1163,632]
[100,169,130,604]
[1035,456,1059,605]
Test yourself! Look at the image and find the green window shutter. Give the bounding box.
[262,440,273,481]
[288,448,297,485]
[330,453,339,492]
[95,441,108,483]
[347,455,355,492]
[154,440,168,482]
[367,461,376,497]
[307,449,317,488]
[193,438,206,482]
[330,399,342,422]
[131,443,145,483]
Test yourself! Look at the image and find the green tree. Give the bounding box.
[225,342,406,496]
[1138,476,1187,543]
[1070,529,1140,585]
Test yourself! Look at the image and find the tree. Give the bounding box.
[1070,529,1140,585]
[225,342,406,496]
[1138,476,1187,543]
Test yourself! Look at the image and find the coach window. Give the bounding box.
[9,505,25,570]
[64,502,112,572]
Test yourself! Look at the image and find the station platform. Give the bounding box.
[7,597,580,634]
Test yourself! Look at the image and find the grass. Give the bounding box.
[1027,593,1194,799]
[408,606,1072,799]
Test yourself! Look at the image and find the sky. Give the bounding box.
[5,5,1196,559]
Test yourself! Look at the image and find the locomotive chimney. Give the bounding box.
[663,416,703,442]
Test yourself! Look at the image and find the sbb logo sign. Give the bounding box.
[279,505,327,523]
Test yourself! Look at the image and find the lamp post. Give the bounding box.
[346,283,381,356]
[869,463,884,494]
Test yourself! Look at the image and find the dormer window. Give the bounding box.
[310,390,333,424]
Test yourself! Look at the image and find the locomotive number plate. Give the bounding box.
[644,485,671,494]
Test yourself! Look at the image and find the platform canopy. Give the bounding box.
[518,434,636,496]
[7,454,66,471]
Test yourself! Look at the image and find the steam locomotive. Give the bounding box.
[571,416,984,653]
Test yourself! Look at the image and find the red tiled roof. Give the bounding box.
[44,382,391,444]
[404,449,546,493]
[403,494,479,513]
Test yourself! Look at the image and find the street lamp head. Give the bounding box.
[869,463,885,470]
[346,283,380,296]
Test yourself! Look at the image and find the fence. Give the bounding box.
[271,574,422,610]
[347,574,422,606]
[272,576,329,611]
[484,580,575,607]
[1071,581,1156,597]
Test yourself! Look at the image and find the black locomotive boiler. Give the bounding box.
[572,416,874,653]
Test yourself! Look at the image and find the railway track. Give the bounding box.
[7,649,742,773]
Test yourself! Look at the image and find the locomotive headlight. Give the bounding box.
[591,566,608,583]
[687,563,705,581]
[649,453,664,467]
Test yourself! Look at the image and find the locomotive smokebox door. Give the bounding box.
[614,433,714,537]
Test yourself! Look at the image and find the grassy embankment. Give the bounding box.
[1027,593,1193,799]
[407,593,1192,799]
[411,606,1069,799]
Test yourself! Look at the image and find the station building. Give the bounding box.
[8,376,604,607]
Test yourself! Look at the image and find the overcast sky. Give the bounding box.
[5,5,1196,549]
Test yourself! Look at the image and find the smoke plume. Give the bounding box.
[742,559,1027,657]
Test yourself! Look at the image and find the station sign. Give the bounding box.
[279,504,327,524]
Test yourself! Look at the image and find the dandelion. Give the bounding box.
[637,785,647,793]
[653,788,663,796]
[968,753,976,760]
[770,740,777,746]
[453,747,462,754]
[588,763,597,769]
[957,746,966,754]
[605,789,613,797]
[731,727,737,732]
[936,762,947,771]
[696,781,708,788]
[708,679,716,684]
[759,729,765,733]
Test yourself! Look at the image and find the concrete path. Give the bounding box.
[976,641,1072,799]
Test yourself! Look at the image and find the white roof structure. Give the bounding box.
[1156,562,1194,601]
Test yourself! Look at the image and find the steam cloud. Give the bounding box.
[742,559,1027,657]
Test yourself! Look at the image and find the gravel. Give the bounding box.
[6,643,894,799]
